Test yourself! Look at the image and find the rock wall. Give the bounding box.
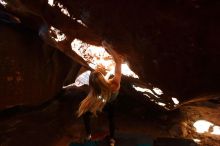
[0,21,78,110]
[1,0,220,108]
[67,0,220,100]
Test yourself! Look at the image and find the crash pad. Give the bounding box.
[69,141,97,146]
[69,132,153,146]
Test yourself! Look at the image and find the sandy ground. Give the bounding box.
[0,88,220,146]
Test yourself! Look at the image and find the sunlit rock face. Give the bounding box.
[0,22,75,110]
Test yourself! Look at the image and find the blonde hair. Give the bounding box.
[77,71,112,117]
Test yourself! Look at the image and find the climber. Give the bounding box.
[77,40,123,146]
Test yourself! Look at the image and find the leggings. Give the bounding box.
[83,102,115,138]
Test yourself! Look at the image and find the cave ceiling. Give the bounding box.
[0,0,220,110]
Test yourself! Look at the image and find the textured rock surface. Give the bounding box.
[0,21,78,110]
[0,87,219,146]
[1,0,220,109]
[68,0,220,101]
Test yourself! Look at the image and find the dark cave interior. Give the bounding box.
[0,0,220,146]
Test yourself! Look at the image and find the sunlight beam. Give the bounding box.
[48,0,54,6]
[171,97,179,105]
[0,0,7,7]
[71,39,139,78]
[63,70,91,88]
[193,120,213,133]
[49,26,66,42]
[211,126,220,135]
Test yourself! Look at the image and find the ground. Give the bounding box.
[0,87,220,146]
